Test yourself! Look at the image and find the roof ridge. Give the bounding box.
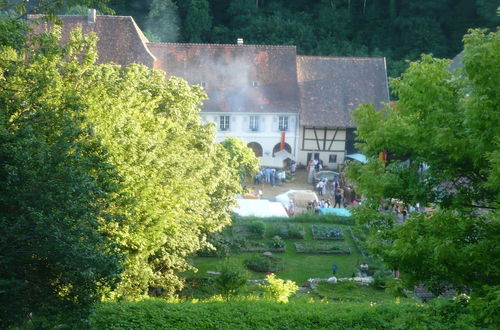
[298,55,385,60]
[28,14,135,19]
[148,42,296,49]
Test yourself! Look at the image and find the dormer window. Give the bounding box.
[252,81,258,88]
[200,81,207,89]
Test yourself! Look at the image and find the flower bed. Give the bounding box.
[294,241,351,254]
[311,225,344,240]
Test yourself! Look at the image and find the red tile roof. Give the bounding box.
[28,15,156,67]
[297,56,390,127]
[28,14,390,125]
[148,43,300,113]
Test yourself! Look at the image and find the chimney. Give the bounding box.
[237,38,244,45]
[88,9,96,24]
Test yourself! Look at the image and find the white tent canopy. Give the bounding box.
[233,199,289,218]
[275,190,318,213]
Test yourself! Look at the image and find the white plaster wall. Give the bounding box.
[201,112,298,159]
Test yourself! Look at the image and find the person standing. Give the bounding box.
[265,167,271,184]
[334,187,343,208]
[317,180,325,196]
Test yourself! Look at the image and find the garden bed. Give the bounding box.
[311,225,344,240]
[232,221,265,239]
[244,255,284,273]
[294,241,351,254]
[266,223,305,239]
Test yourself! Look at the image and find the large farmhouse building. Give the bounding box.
[29,10,389,169]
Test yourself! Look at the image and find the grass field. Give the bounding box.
[189,219,369,284]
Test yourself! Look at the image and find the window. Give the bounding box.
[329,154,337,163]
[249,116,259,131]
[252,81,258,87]
[200,81,207,89]
[220,116,230,131]
[278,116,288,131]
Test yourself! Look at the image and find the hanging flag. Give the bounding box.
[280,131,286,150]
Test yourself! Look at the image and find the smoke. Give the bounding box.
[144,0,180,42]
[199,53,258,111]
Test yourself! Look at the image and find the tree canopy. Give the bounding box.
[220,137,259,181]
[104,0,499,77]
[0,19,246,327]
[347,27,499,299]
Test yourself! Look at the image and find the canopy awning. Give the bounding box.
[319,207,352,217]
[346,153,367,164]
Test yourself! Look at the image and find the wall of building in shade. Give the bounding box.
[28,11,390,169]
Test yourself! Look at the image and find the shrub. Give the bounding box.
[371,271,390,290]
[214,263,248,297]
[287,224,305,239]
[270,235,285,249]
[248,221,265,237]
[259,274,298,303]
[244,255,282,273]
[89,298,484,329]
[385,278,407,298]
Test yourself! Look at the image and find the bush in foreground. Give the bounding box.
[89,297,490,329]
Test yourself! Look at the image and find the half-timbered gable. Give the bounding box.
[296,56,390,169]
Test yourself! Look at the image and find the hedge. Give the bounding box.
[89,298,487,329]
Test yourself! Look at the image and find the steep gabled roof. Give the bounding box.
[28,14,156,67]
[297,56,389,127]
[148,43,300,113]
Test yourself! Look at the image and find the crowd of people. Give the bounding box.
[253,167,288,187]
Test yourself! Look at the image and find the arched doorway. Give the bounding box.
[272,142,292,157]
[247,142,263,157]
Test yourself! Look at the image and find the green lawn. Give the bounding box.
[190,220,367,284]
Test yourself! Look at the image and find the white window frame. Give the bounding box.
[220,115,230,131]
[249,116,259,131]
[278,116,289,131]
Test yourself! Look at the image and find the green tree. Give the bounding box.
[348,28,499,298]
[0,0,111,19]
[181,0,212,42]
[1,22,245,326]
[0,27,123,328]
[220,137,259,181]
[53,29,241,298]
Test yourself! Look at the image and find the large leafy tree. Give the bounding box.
[1,15,245,328]
[348,28,499,298]
[220,137,259,181]
[0,26,123,328]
